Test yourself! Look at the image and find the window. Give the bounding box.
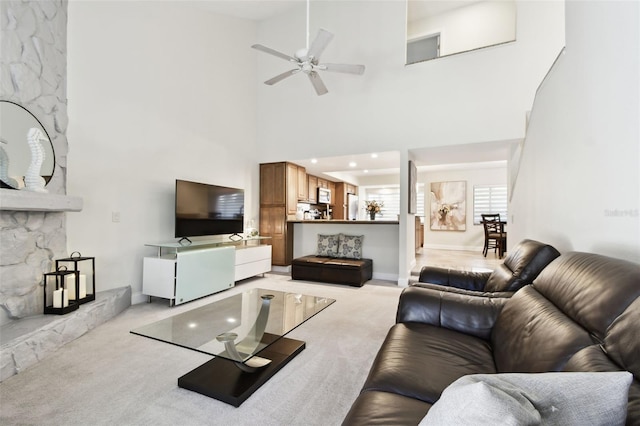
[361,184,425,220]
[416,183,425,218]
[473,185,507,224]
[365,187,399,219]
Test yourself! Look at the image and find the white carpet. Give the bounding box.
[0,274,402,426]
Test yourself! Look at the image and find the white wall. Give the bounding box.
[254,0,562,284]
[67,2,259,302]
[293,222,400,280]
[255,1,564,163]
[64,0,569,299]
[510,1,639,262]
[408,1,517,57]
[421,165,507,251]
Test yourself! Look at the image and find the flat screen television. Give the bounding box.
[175,179,244,239]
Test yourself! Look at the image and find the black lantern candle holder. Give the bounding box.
[44,268,80,315]
[56,252,96,305]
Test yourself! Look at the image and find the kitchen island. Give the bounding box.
[289,220,400,281]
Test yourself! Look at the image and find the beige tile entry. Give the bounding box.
[412,248,502,276]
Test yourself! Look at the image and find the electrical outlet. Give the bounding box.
[112,212,121,223]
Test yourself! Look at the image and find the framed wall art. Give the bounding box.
[408,160,417,214]
[430,181,466,231]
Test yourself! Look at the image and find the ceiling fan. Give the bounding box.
[251,0,365,96]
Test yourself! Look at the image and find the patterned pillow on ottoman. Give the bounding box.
[338,234,364,259]
[317,234,340,257]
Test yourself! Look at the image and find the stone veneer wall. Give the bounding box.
[0,0,69,324]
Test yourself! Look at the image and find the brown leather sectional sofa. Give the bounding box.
[343,252,640,424]
[415,239,560,295]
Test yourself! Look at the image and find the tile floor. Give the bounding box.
[412,247,502,275]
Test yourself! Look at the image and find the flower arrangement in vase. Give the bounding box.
[365,200,384,220]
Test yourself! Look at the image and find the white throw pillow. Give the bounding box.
[420,372,632,426]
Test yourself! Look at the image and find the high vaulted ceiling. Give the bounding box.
[191,0,515,177]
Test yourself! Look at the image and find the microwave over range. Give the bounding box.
[318,187,331,204]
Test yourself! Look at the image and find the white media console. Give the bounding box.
[142,238,272,306]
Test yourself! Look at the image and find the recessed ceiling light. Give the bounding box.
[371,153,378,158]
[364,170,369,173]
[188,322,197,328]
[349,161,357,167]
[227,318,237,323]
[311,158,318,164]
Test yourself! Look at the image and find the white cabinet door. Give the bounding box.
[142,256,176,299]
[235,245,272,281]
[175,246,235,305]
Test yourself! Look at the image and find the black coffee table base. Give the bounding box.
[177,336,306,407]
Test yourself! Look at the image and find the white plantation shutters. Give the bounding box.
[473,185,507,224]
[362,184,425,219]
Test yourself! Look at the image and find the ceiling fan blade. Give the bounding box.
[319,63,366,75]
[251,44,297,62]
[308,71,328,96]
[307,29,334,61]
[264,69,300,85]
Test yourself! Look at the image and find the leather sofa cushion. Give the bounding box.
[418,239,559,293]
[412,282,515,298]
[396,286,508,341]
[533,252,640,341]
[418,268,491,291]
[361,323,496,403]
[341,390,431,426]
[605,298,640,378]
[491,286,594,373]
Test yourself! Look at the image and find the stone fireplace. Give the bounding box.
[1,0,71,325]
[1,1,131,382]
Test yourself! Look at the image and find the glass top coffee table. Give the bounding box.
[131,288,335,406]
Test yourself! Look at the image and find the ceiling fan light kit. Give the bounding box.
[251,1,365,96]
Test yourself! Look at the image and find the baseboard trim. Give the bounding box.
[271,265,291,274]
[373,272,399,282]
[396,277,410,288]
[423,244,484,252]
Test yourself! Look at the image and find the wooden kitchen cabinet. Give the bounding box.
[332,182,358,220]
[328,181,336,200]
[286,163,298,215]
[415,216,424,251]
[297,166,308,201]
[260,162,286,205]
[308,175,317,204]
[259,206,290,265]
[260,162,299,266]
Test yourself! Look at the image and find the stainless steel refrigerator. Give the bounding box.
[347,193,359,220]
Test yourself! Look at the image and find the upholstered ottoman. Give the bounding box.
[291,256,373,287]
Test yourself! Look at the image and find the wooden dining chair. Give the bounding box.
[481,214,506,258]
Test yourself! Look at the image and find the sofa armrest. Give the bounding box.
[412,282,515,298]
[395,286,509,340]
[418,266,492,291]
